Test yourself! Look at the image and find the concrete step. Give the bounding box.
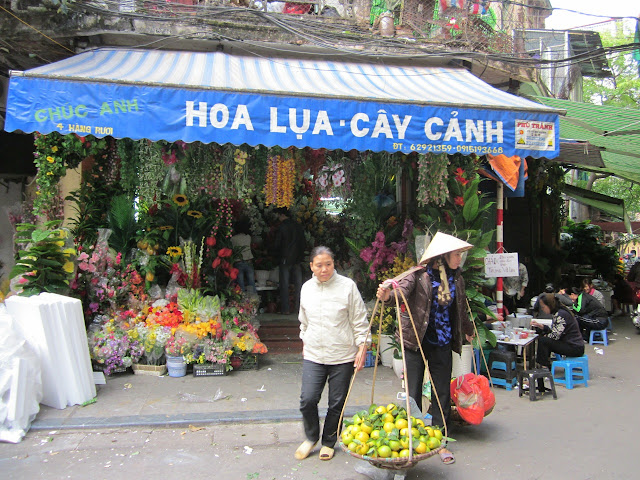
[258,318,302,354]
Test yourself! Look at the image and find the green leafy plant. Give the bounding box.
[10,220,76,296]
[415,159,497,349]
[107,195,138,256]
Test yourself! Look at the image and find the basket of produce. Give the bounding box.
[337,293,449,470]
[338,403,444,469]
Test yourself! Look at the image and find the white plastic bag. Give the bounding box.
[0,306,43,443]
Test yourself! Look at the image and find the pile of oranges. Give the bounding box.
[340,403,443,459]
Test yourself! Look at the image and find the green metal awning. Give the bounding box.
[534,97,640,183]
[564,184,632,233]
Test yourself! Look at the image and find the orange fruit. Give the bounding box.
[414,441,429,454]
[426,436,441,450]
[355,431,370,443]
[377,445,392,458]
[383,422,395,433]
[395,418,408,430]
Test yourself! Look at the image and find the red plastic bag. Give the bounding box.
[475,374,496,414]
[450,373,484,425]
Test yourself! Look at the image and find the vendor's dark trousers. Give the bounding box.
[404,340,452,429]
[300,360,353,448]
[576,315,608,335]
[536,336,584,369]
[279,262,302,314]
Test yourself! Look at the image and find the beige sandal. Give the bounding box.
[319,446,334,461]
[294,440,317,460]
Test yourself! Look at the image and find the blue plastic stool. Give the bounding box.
[492,376,518,391]
[589,329,608,346]
[555,354,589,380]
[551,358,588,389]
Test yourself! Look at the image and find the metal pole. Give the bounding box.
[496,182,504,315]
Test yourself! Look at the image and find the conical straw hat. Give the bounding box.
[419,232,473,265]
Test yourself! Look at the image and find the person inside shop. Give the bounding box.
[567,286,609,339]
[230,218,256,295]
[581,278,605,308]
[295,246,369,462]
[503,260,528,314]
[273,207,306,315]
[376,232,475,466]
[530,293,584,392]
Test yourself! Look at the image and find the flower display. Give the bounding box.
[89,319,144,375]
[131,323,172,365]
[164,334,192,357]
[264,154,296,207]
[184,338,232,370]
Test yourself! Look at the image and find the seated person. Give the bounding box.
[581,278,605,308]
[567,286,608,339]
[611,274,636,316]
[531,293,584,392]
[532,284,573,319]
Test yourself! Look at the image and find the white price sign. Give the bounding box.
[484,253,519,277]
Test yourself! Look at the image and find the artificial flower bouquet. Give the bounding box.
[132,323,172,365]
[88,318,143,375]
[184,338,233,371]
[164,332,193,358]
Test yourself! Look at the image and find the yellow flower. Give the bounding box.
[46,156,55,163]
[159,225,174,231]
[46,171,54,176]
[63,248,76,257]
[234,149,248,165]
[173,194,189,206]
[51,146,58,153]
[187,210,203,219]
[167,246,183,257]
[63,261,75,273]
[55,241,65,247]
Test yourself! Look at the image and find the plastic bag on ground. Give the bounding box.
[0,306,43,443]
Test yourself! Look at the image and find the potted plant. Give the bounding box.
[382,335,404,379]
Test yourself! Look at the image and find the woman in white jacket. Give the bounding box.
[294,246,369,462]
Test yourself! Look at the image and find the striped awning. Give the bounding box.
[5,48,562,157]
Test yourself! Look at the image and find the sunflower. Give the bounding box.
[187,210,203,218]
[173,194,189,206]
[167,246,183,257]
[159,225,174,231]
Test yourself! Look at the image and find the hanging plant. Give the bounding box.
[417,152,450,206]
[32,132,107,220]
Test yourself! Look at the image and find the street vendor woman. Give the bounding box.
[376,232,475,466]
[295,246,369,462]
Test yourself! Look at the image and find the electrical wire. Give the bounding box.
[3,0,639,70]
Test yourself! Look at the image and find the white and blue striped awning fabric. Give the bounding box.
[6,47,561,157]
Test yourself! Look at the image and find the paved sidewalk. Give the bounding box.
[4,316,639,480]
[31,352,404,431]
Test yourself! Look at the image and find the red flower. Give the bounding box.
[218,247,233,258]
[206,236,216,247]
[211,258,221,268]
[444,212,452,224]
[228,268,239,280]
[148,204,159,216]
[454,167,469,185]
[454,196,465,206]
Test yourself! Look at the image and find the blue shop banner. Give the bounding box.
[6,76,559,159]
